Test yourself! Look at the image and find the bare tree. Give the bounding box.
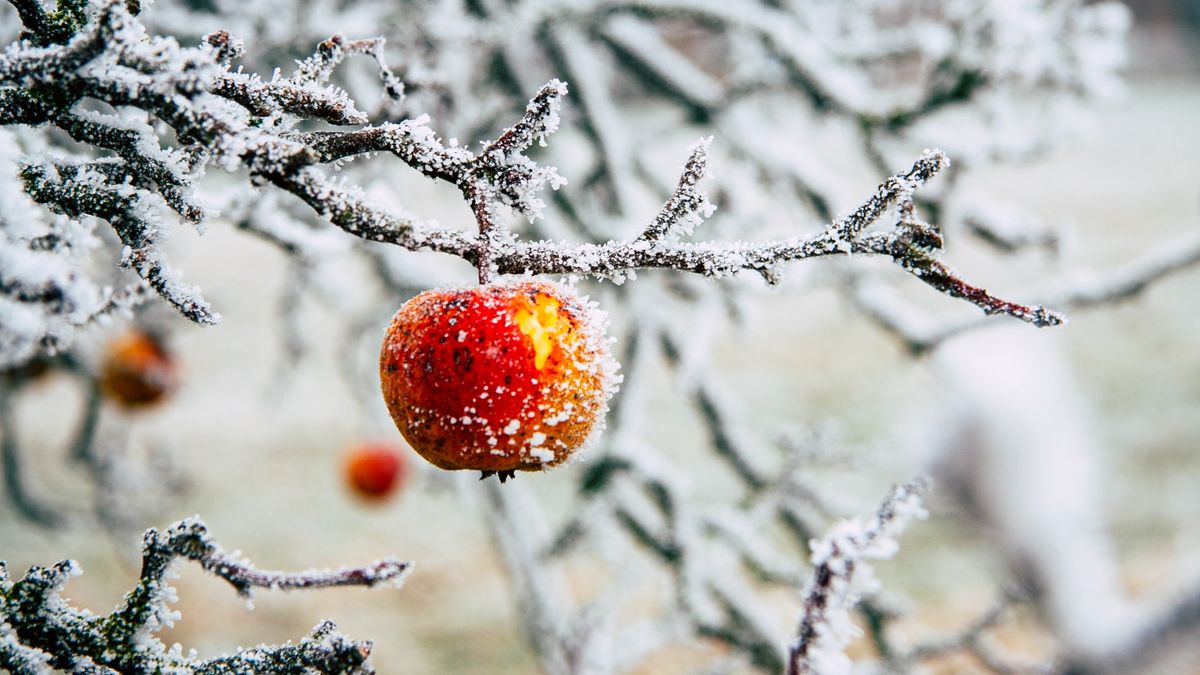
[2,0,1199,673]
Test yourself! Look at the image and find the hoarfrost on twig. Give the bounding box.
[0,516,409,674]
[0,0,1066,373]
[788,479,929,675]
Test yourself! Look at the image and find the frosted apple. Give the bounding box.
[379,281,617,480]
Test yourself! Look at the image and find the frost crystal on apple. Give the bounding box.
[379,280,618,475]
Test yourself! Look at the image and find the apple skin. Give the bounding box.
[379,281,616,474]
[345,444,406,501]
[100,330,178,409]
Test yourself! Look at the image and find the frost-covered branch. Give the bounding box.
[135,517,410,598]
[852,227,1200,353]
[787,479,929,675]
[637,137,715,241]
[291,33,404,103]
[20,160,217,324]
[0,0,1065,372]
[0,517,409,674]
[302,117,1061,327]
[526,312,926,673]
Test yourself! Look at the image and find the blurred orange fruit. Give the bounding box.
[345,443,406,501]
[99,330,178,408]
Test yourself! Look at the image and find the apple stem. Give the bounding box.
[465,177,496,285]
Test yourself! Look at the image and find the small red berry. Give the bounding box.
[345,444,406,501]
[379,281,617,477]
[99,330,178,409]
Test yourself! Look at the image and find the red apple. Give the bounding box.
[379,281,617,478]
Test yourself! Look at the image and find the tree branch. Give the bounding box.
[0,517,409,674]
[788,479,929,675]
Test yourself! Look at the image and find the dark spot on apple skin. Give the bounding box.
[453,348,474,372]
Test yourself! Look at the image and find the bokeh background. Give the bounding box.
[2,1,1199,673]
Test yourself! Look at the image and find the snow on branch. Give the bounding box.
[20,160,217,325]
[787,479,929,675]
[138,517,410,597]
[0,0,1064,367]
[852,227,1200,353]
[290,33,405,104]
[637,136,715,241]
[480,78,567,160]
[212,68,368,126]
[0,517,410,674]
[290,85,1060,328]
[0,140,150,367]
